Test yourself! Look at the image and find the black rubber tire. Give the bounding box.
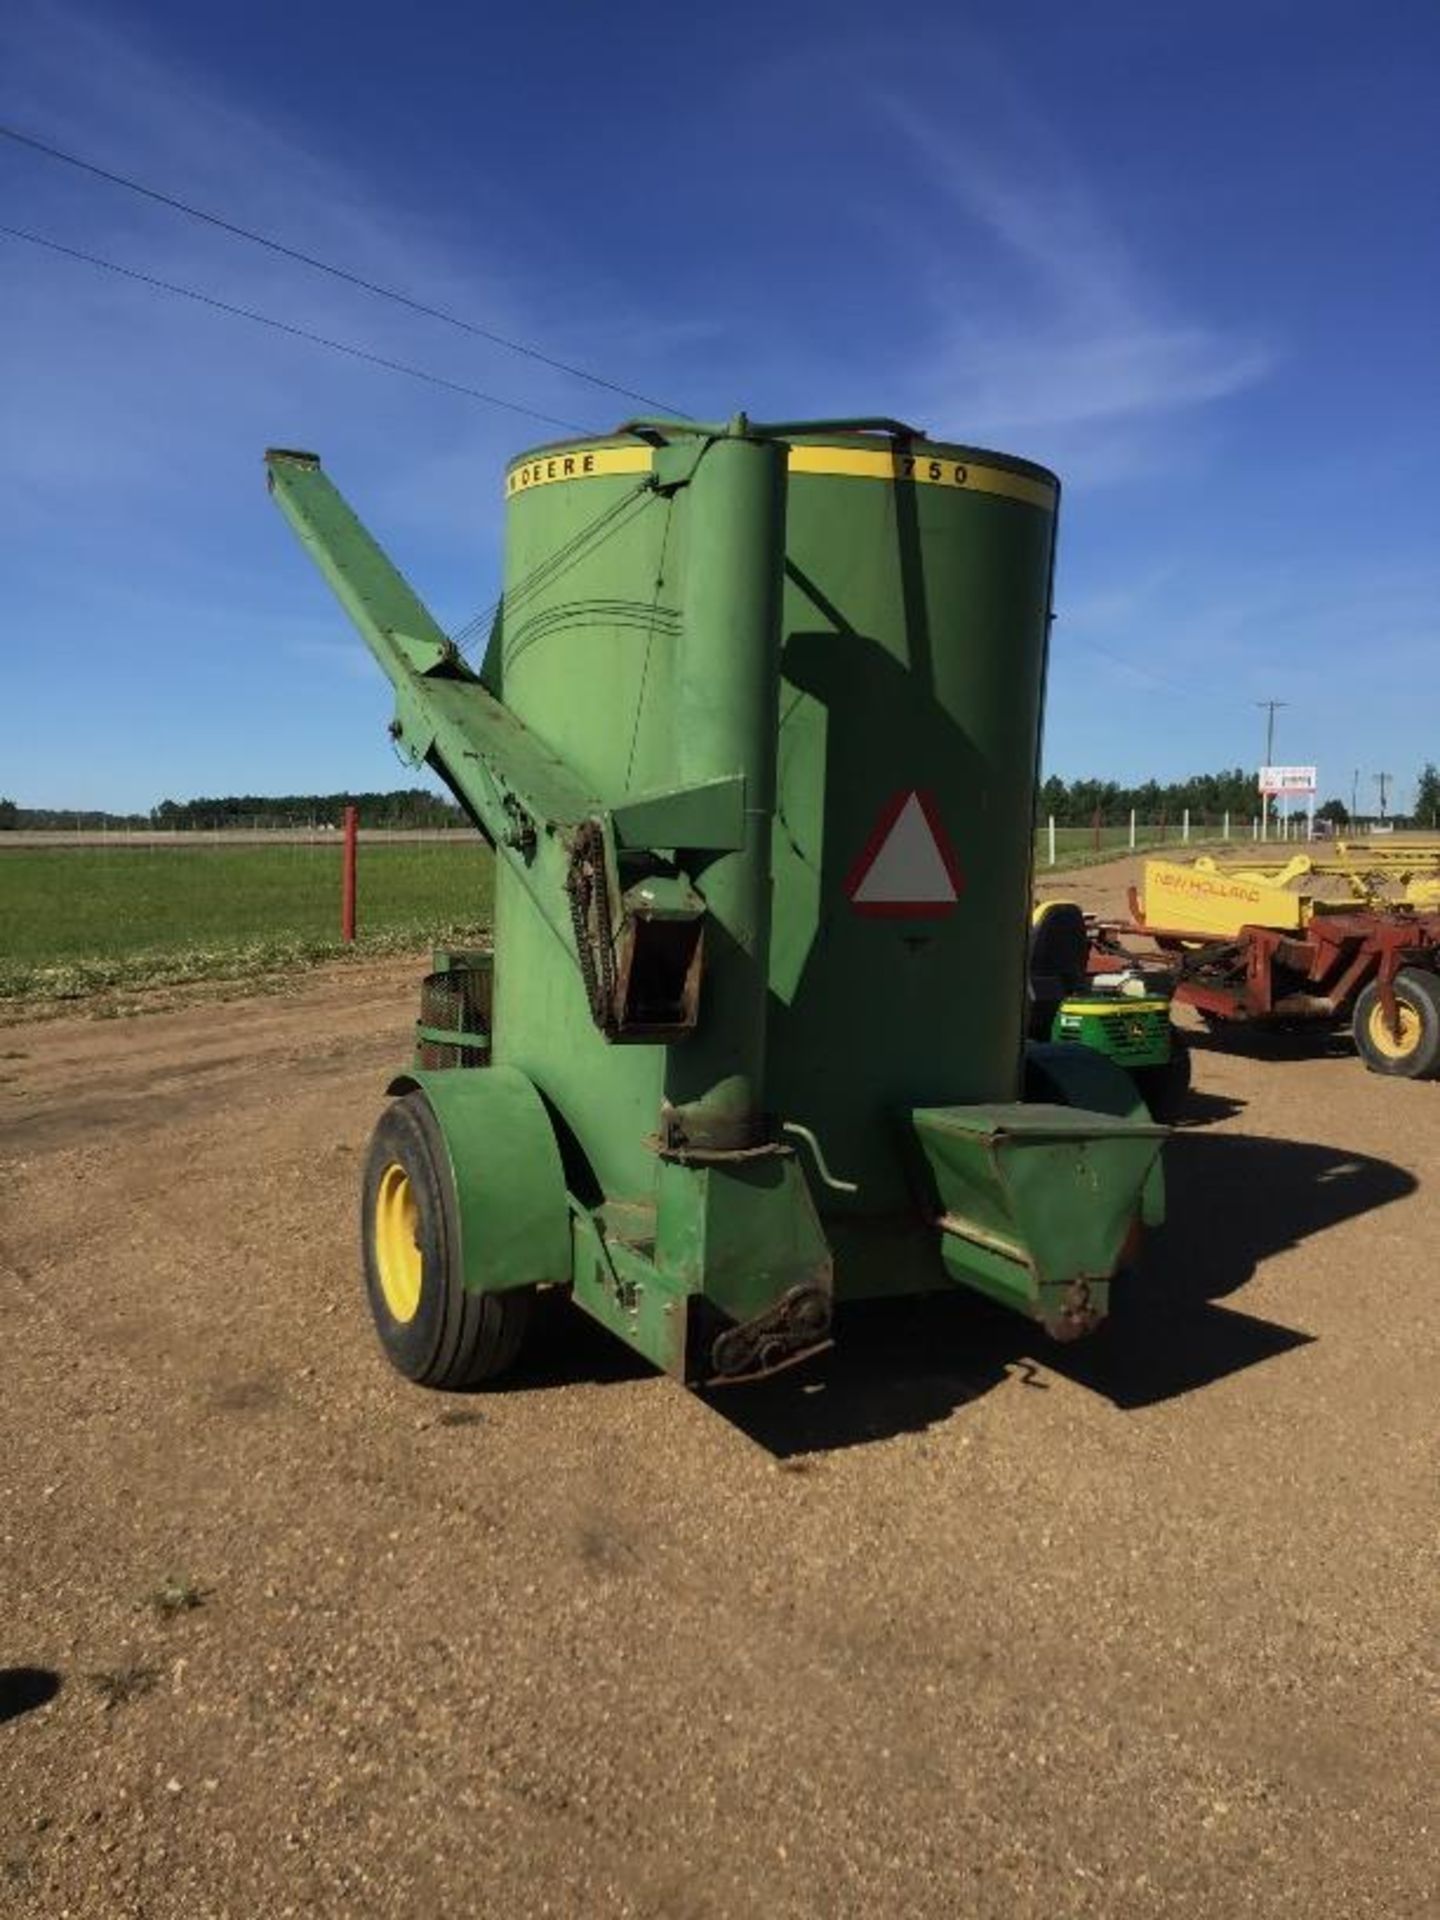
[360,1090,531,1387]
[1131,1029,1192,1123]
[1352,969,1440,1079]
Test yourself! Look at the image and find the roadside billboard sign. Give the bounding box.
[1258,765,1317,797]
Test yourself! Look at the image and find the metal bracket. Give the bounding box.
[650,438,710,494]
[611,775,746,853]
[707,1285,833,1384]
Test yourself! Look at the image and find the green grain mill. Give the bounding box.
[266,417,1165,1389]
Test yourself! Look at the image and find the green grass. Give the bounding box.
[0,831,1231,1008]
[1034,827,1227,869]
[0,844,494,1004]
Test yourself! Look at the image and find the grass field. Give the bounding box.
[0,828,1223,1006]
[1038,824,1236,864]
[0,844,494,1003]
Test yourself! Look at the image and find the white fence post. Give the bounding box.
[1182,807,1190,844]
[1047,815,1056,866]
[1128,808,1136,850]
[1223,810,1230,840]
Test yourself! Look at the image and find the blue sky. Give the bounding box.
[2,0,1436,813]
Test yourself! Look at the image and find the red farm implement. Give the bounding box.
[1125,853,1440,1080]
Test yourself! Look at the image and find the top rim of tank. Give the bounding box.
[506,427,1058,491]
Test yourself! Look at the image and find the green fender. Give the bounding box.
[1025,1040,1167,1227]
[388,1066,571,1294]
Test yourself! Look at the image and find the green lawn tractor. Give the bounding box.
[1030,900,1191,1123]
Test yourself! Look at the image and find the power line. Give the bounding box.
[1255,698,1287,833]
[1255,698,1287,766]
[1067,633,1246,711]
[0,121,687,416]
[0,223,592,432]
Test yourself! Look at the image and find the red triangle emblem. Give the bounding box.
[845,790,964,918]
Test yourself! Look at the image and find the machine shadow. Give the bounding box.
[0,1667,62,1726]
[1186,1023,1357,1066]
[1173,1089,1248,1127]
[503,1288,654,1392]
[706,1295,1011,1456]
[715,1130,1415,1455]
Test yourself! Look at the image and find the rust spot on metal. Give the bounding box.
[1043,1278,1101,1343]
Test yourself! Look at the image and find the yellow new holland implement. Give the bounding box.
[1128,841,1440,1080]
[1136,841,1440,940]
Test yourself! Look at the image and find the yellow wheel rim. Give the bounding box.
[1367,999,1421,1062]
[374,1162,424,1323]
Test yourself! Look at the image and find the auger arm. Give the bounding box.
[265,449,734,1039]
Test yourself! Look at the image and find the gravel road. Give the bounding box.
[1,858,1435,1918]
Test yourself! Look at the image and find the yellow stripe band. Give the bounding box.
[786,444,1056,510]
[505,445,652,495]
[505,443,1056,511]
[1059,998,1171,1016]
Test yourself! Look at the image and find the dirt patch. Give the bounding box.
[0,880,1435,1918]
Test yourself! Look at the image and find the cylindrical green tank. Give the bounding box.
[496,423,1059,1293]
[268,420,1163,1388]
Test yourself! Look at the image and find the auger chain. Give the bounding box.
[564,819,617,1034]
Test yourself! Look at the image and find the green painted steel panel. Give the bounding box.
[274,425,1174,1360]
[390,1066,571,1294]
[653,1151,831,1329]
[493,445,678,1202]
[768,435,1058,1240]
[910,1101,1164,1287]
[495,428,1060,1300]
[1025,1038,1167,1228]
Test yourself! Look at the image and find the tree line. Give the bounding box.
[0,789,464,831]
[1038,768,1261,825]
[1041,764,1440,828]
[149,790,463,830]
[3,765,1438,832]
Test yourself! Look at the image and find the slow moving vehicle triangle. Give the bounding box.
[845,789,964,918]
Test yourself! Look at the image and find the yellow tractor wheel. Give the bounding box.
[1351,970,1440,1079]
[361,1091,531,1387]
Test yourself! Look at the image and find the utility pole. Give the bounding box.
[1257,699,1287,841]
[1351,768,1360,823]
[1374,772,1391,823]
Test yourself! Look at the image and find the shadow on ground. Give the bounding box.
[503,1290,653,1393]
[1188,1021,1357,1066]
[483,1126,1416,1457]
[714,1130,1417,1456]
[1173,1089,1248,1127]
[0,1667,61,1726]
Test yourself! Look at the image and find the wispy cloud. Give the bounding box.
[1042,551,1440,802]
[874,65,1273,482]
[0,0,674,546]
